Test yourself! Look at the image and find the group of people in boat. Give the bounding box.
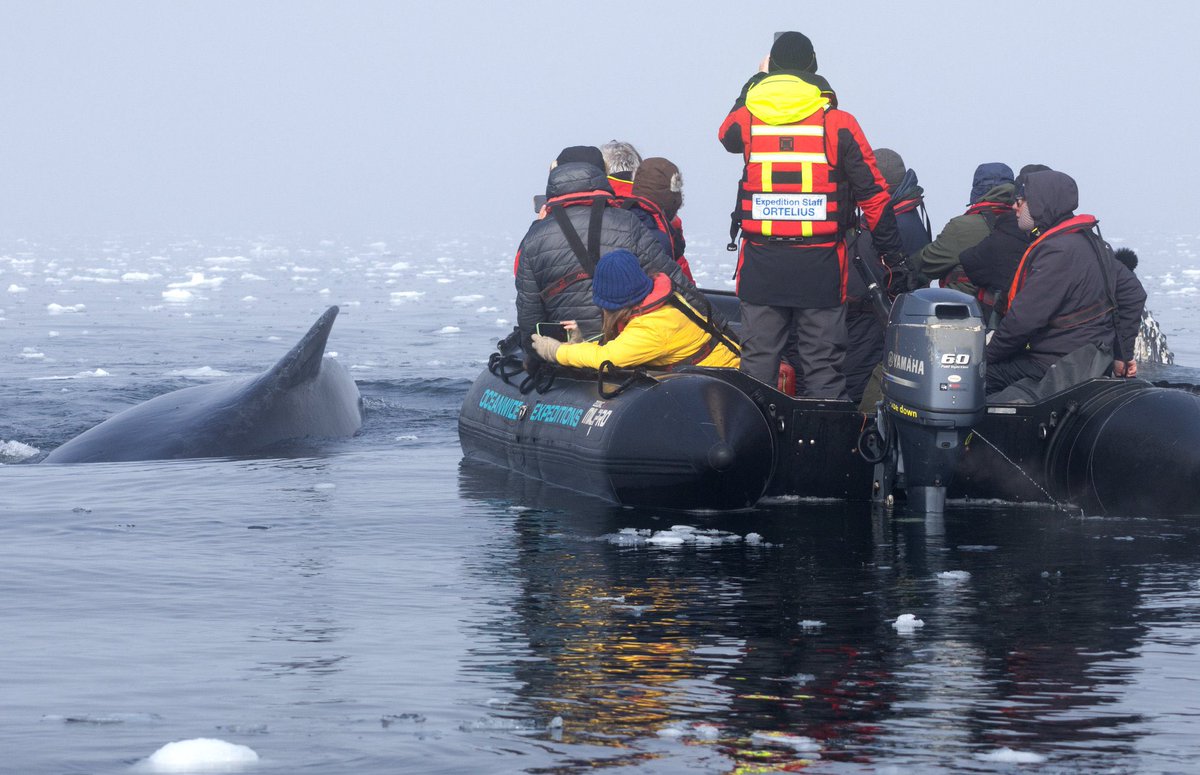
[514,30,1147,403]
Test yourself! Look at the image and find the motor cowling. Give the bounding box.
[878,288,986,513]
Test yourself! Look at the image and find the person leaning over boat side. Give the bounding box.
[985,170,1146,394]
[514,147,705,355]
[957,164,1047,323]
[840,148,932,403]
[601,140,641,197]
[530,250,739,370]
[719,31,908,399]
[911,163,1016,293]
[630,157,694,282]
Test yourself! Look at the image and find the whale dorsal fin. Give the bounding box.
[266,306,340,390]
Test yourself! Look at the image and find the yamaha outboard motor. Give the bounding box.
[870,288,986,513]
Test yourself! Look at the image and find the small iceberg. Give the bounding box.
[141,737,258,772]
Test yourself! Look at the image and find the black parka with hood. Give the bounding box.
[986,171,1146,368]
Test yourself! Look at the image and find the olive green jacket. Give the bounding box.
[913,182,1015,294]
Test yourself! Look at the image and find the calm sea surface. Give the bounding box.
[2,231,1199,774]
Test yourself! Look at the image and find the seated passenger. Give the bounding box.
[600,140,642,196]
[957,166,1045,321]
[986,170,1146,394]
[514,148,700,354]
[631,157,694,281]
[530,250,739,370]
[912,162,1015,292]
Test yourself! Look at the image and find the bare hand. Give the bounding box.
[562,320,583,343]
[1113,359,1137,377]
[758,54,771,73]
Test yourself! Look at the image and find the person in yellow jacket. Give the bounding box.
[529,250,739,370]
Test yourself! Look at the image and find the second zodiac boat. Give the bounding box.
[459,289,1200,516]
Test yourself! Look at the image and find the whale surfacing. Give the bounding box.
[44,306,362,463]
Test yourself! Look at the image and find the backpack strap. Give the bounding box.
[542,198,608,301]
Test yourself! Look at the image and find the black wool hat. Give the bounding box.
[770,31,818,73]
[556,146,605,170]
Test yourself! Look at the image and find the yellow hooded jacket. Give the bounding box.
[554,274,739,371]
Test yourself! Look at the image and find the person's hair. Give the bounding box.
[600,141,642,175]
[601,306,636,343]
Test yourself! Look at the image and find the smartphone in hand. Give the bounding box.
[533,194,547,213]
[535,322,568,342]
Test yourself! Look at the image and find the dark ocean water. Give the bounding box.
[2,233,1199,774]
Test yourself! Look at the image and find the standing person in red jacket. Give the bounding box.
[719,31,907,399]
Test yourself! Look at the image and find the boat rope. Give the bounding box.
[968,429,1085,517]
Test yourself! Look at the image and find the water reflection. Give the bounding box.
[458,460,1200,769]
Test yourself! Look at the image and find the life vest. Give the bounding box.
[1006,214,1100,306]
[613,195,674,245]
[537,191,617,302]
[736,108,850,242]
[617,274,740,367]
[607,175,634,197]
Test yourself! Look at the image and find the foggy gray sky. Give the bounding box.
[2,1,1197,243]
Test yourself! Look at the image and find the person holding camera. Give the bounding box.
[719,31,907,399]
[530,250,739,370]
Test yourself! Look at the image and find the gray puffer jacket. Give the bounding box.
[515,162,701,350]
[986,170,1146,367]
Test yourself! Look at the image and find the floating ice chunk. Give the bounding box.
[390,261,410,270]
[437,326,461,334]
[647,531,687,546]
[142,737,259,772]
[47,303,86,314]
[394,434,418,442]
[937,570,971,581]
[312,483,335,491]
[8,284,28,292]
[495,318,509,326]
[241,296,258,302]
[745,532,764,545]
[20,347,45,359]
[168,272,224,289]
[122,272,157,282]
[799,619,825,630]
[31,368,111,381]
[975,747,1046,763]
[452,294,484,304]
[477,306,498,313]
[892,613,925,632]
[241,273,266,281]
[48,330,59,337]
[390,290,424,303]
[750,730,821,752]
[162,289,193,302]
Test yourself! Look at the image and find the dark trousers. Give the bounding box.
[986,354,1047,394]
[843,306,885,404]
[740,303,848,399]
